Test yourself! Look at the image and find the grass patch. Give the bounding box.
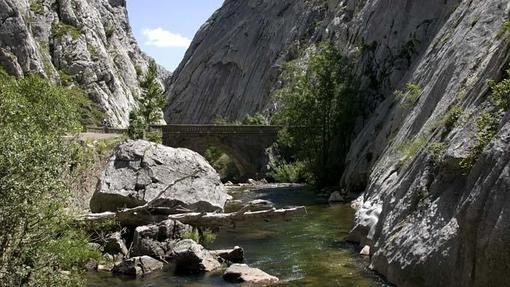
[67,87,105,128]
[52,22,82,39]
[395,82,422,109]
[30,0,44,15]
[399,136,427,163]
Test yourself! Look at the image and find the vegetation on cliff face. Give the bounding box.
[273,43,360,186]
[0,72,99,286]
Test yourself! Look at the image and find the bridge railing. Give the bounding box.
[157,125,283,135]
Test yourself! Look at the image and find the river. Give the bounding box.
[87,185,388,286]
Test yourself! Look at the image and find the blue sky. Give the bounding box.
[127,0,224,72]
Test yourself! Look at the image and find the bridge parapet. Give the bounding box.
[159,125,282,135]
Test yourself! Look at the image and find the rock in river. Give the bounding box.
[171,239,222,274]
[112,256,163,277]
[131,219,192,259]
[90,140,231,213]
[223,264,279,284]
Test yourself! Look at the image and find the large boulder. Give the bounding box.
[90,140,231,213]
[131,219,192,259]
[171,239,222,274]
[112,256,163,277]
[223,264,279,284]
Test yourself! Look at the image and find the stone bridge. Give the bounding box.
[161,125,282,179]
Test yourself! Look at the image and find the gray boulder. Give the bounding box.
[131,219,192,259]
[112,256,163,277]
[211,246,244,263]
[103,232,128,257]
[223,264,279,284]
[90,140,231,214]
[171,239,222,274]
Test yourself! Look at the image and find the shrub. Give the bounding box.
[269,161,312,183]
[30,1,44,15]
[182,228,217,246]
[488,69,510,112]
[442,104,463,132]
[497,20,510,39]
[460,111,499,170]
[67,87,105,129]
[395,82,422,109]
[52,22,82,39]
[428,141,447,162]
[204,147,241,182]
[0,74,94,285]
[241,113,269,125]
[399,136,427,163]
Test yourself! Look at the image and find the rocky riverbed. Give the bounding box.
[87,184,390,286]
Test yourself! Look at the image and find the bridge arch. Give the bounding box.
[161,125,281,180]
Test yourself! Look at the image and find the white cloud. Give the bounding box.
[142,27,191,48]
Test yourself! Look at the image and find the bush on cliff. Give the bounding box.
[0,74,99,286]
[273,42,360,186]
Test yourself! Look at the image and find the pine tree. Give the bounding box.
[128,60,165,141]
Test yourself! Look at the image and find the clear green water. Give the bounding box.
[87,185,387,287]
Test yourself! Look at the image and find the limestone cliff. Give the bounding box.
[0,0,170,127]
[166,0,510,286]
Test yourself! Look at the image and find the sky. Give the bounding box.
[127,0,224,72]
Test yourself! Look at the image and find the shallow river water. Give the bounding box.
[87,185,388,287]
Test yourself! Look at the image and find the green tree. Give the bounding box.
[273,43,360,186]
[128,60,165,141]
[0,74,99,286]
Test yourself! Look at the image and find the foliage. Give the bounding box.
[268,161,312,183]
[241,113,269,125]
[442,104,463,132]
[67,87,105,129]
[182,229,200,243]
[459,111,499,170]
[399,136,427,163]
[488,69,510,112]
[182,228,216,246]
[0,74,94,285]
[128,60,165,141]
[497,20,510,39]
[395,82,422,109]
[204,147,240,182]
[30,1,44,15]
[427,141,447,162]
[52,22,82,40]
[273,42,360,187]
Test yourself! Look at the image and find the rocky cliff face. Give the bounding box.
[166,0,510,286]
[0,0,169,127]
[164,0,326,123]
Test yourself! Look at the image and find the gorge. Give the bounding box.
[0,0,509,286]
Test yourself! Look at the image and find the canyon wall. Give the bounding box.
[166,0,510,286]
[0,0,169,127]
